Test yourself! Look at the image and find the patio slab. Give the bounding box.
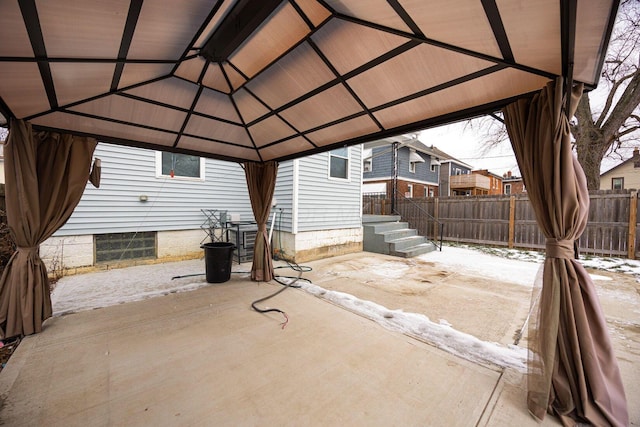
[1,249,637,425]
[0,279,506,426]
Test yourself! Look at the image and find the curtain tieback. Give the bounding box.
[545,238,574,259]
[258,224,267,233]
[16,246,41,263]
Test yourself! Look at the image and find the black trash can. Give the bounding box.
[201,242,236,283]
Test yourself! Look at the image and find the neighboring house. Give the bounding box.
[502,171,526,195]
[41,143,362,272]
[439,158,474,196]
[362,136,444,198]
[600,148,640,190]
[471,169,504,195]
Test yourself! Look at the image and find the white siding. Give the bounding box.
[296,147,362,232]
[56,143,253,236]
[273,160,294,232]
[600,161,640,190]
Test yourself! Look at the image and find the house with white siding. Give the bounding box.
[41,142,362,273]
[273,146,362,262]
[600,148,640,191]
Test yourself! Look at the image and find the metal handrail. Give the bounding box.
[393,193,444,251]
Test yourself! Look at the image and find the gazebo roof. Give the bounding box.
[0,0,618,163]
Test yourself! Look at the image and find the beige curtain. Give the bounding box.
[503,78,628,426]
[0,119,97,338]
[244,161,278,282]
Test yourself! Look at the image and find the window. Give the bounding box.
[612,177,624,190]
[157,151,204,179]
[504,184,511,195]
[363,158,372,172]
[431,163,437,172]
[95,232,156,263]
[329,147,349,179]
[429,188,435,197]
[409,161,416,173]
[455,168,462,175]
[406,184,413,198]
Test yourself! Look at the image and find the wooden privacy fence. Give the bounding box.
[363,190,640,259]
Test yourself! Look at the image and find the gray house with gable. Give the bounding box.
[362,135,461,198]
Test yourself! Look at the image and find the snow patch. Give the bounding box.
[299,280,527,371]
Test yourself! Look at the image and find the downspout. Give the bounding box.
[292,158,299,235]
[391,141,398,213]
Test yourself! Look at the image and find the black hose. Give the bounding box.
[250,258,312,328]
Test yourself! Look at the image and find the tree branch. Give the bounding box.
[595,72,636,128]
[601,69,640,139]
[616,125,640,139]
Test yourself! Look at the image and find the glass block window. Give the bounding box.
[95,232,156,263]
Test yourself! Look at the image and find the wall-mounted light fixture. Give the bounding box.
[199,0,283,62]
[139,195,148,202]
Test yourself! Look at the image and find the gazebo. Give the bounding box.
[0,1,628,425]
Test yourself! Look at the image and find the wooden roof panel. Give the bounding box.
[0,0,618,163]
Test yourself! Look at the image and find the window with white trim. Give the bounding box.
[363,158,372,172]
[157,151,205,180]
[406,184,413,198]
[329,147,349,179]
[612,177,624,190]
[505,183,511,195]
[409,161,416,173]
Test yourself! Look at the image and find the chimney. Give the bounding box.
[507,171,512,178]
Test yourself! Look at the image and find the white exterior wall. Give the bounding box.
[41,142,366,271]
[41,235,94,271]
[275,228,363,263]
[295,228,363,251]
[270,147,363,262]
[157,229,205,259]
[600,161,640,190]
[41,229,206,274]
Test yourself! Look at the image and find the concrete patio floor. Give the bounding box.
[0,250,637,426]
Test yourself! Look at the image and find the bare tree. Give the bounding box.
[572,0,640,189]
[470,1,640,189]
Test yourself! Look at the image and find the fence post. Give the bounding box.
[508,196,516,248]
[433,197,439,238]
[628,191,637,260]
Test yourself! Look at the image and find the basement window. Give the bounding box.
[95,232,157,263]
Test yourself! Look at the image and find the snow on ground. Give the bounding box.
[420,245,542,287]
[51,244,639,371]
[51,259,250,316]
[299,280,528,371]
[442,243,640,280]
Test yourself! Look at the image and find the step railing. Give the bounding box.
[393,193,444,251]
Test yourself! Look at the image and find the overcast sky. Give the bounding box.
[418,92,635,177]
[419,121,521,177]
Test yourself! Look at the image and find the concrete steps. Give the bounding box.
[363,215,436,258]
